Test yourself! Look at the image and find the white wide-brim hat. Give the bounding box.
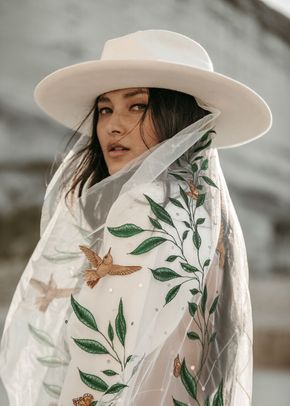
[34,29,272,149]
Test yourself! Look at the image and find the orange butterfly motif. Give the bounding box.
[72,393,94,406]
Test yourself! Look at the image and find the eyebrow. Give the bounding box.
[97,89,148,103]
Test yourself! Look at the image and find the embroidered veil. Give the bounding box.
[0,102,253,405]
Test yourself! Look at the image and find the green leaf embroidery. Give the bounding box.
[28,324,55,348]
[194,139,212,153]
[115,298,126,347]
[180,263,200,273]
[213,379,224,406]
[188,302,198,318]
[200,130,213,143]
[193,155,203,162]
[192,229,202,250]
[102,369,118,376]
[196,193,206,208]
[204,259,211,267]
[71,295,98,332]
[166,255,179,262]
[43,383,61,399]
[125,354,133,365]
[170,173,187,182]
[182,230,189,241]
[107,223,144,237]
[104,382,128,395]
[196,217,205,225]
[165,284,181,305]
[201,175,218,189]
[73,338,109,354]
[180,358,197,399]
[187,331,200,341]
[183,221,191,228]
[209,296,219,315]
[190,162,198,174]
[148,216,163,230]
[172,398,189,406]
[79,369,108,392]
[201,159,209,170]
[43,249,81,263]
[37,356,68,367]
[169,197,184,209]
[129,236,168,255]
[150,267,181,281]
[190,288,200,296]
[201,285,208,316]
[108,321,114,342]
[179,185,189,208]
[144,194,174,227]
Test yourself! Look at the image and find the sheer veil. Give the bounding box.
[0,101,253,406]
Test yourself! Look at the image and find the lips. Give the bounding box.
[108,142,130,152]
[108,143,130,158]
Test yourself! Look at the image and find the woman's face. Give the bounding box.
[96,87,159,175]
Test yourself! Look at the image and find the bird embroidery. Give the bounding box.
[72,393,94,406]
[29,274,79,312]
[186,180,199,200]
[79,245,142,288]
[173,353,182,377]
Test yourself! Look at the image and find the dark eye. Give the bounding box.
[131,103,147,111]
[98,107,111,115]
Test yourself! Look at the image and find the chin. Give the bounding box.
[108,165,121,175]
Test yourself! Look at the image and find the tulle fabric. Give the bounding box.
[0,103,252,405]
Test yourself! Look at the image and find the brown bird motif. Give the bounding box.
[29,274,79,312]
[186,180,199,200]
[72,393,94,406]
[173,353,182,377]
[79,245,142,288]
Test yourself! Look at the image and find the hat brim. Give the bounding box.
[34,59,272,149]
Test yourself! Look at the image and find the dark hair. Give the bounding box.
[62,87,211,203]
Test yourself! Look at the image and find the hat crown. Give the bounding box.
[101,30,213,72]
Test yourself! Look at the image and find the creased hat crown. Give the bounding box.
[101,30,213,71]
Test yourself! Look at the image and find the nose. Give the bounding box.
[105,111,127,136]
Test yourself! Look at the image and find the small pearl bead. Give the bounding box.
[190,365,195,370]
[108,288,113,292]
[201,386,205,391]
[138,283,143,288]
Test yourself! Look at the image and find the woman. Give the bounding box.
[0,30,272,406]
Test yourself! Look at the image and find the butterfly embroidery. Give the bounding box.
[79,245,142,288]
[29,274,79,312]
[72,393,94,406]
[173,353,182,377]
[186,180,199,200]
